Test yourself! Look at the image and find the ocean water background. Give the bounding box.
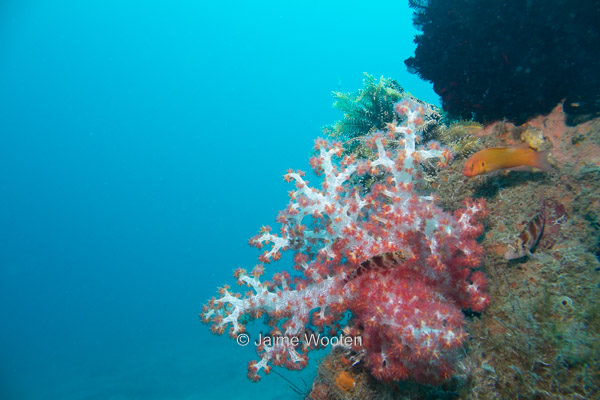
[0,1,437,399]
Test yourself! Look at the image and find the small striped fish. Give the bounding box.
[344,251,407,282]
[505,207,545,260]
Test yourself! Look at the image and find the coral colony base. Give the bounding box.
[201,98,489,384]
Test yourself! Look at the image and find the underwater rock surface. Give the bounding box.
[430,102,600,399]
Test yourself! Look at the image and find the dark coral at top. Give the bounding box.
[405,0,600,123]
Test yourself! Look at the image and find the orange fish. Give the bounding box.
[462,144,553,177]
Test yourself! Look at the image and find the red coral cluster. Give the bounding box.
[346,199,488,384]
[201,98,489,384]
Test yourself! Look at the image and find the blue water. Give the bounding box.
[0,1,436,399]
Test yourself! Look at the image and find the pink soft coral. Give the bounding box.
[201,97,489,384]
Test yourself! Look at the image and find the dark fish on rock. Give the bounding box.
[505,209,545,260]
